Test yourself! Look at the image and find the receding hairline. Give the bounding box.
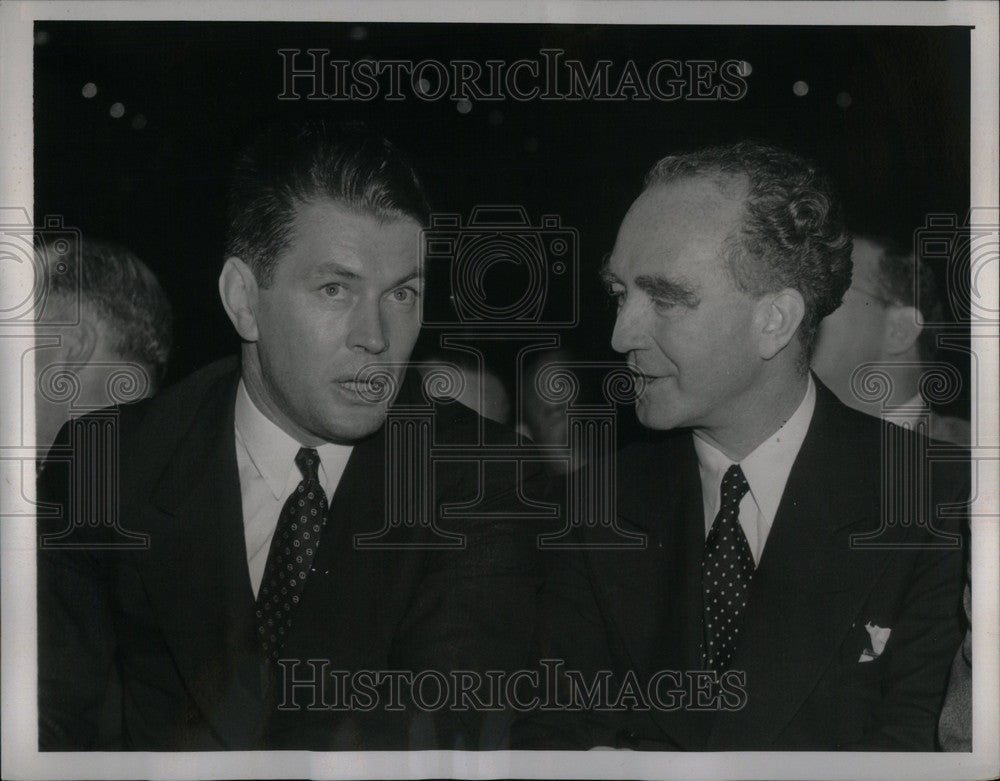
[635,169,750,228]
[626,171,750,265]
[644,163,751,200]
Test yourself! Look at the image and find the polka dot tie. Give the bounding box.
[702,463,754,672]
[256,448,328,661]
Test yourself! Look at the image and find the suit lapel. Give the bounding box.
[623,433,715,748]
[652,434,706,673]
[594,435,692,674]
[707,384,892,748]
[673,444,709,675]
[588,433,713,747]
[137,371,265,747]
[286,408,426,668]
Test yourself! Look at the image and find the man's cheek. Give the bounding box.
[389,311,420,344]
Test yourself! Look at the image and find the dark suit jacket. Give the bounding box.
[38,357,542,751]
[515,379,967,750]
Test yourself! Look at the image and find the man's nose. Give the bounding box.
[347,300,388,354]
[610,298,646,354]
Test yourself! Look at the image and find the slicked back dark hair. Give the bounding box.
[644,140,853,364]
[225,120,431,287]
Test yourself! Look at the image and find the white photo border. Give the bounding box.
[2,2,997,779]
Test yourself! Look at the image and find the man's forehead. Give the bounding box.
[289,197,419,247]
[850,237,886,289]
[634,172,746,221]
[290,197,420,235]
[610,173,745,275]
[269,198,421,285]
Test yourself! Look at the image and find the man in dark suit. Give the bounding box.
[515,140,966,750]
[38,121,540,751]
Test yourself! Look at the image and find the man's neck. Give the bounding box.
[695,370,811,462]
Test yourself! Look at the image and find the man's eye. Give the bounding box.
[323,283,345,297]
[607,288,625,308]
[390,287,419,305]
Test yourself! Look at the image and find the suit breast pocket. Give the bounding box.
[842,623,889,699]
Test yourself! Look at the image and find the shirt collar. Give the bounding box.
[234,380,353,500]
[693,374,816,525]
[692,431,734,510]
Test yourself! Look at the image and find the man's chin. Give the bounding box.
[635,396,686,432]
[316,405,389,445]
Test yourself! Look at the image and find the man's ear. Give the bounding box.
[882,305,923,356]
[755,288,805,360]
[218,257,260,342]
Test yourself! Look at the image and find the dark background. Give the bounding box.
[33,22,971,419]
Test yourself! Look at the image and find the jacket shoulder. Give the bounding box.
[40,357,238,485]
[128,356,238,428]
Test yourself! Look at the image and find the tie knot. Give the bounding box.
[720,464,750,507]
[295,447,321,484]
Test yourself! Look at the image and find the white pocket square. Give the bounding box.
[859,622,891,662]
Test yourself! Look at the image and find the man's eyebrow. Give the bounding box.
[598,269,619,288]
[598,258,619,287]
[389,269,422,287]
[311,261,362,281]
[634,274,700,306]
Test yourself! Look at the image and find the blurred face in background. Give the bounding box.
[34,302,160,452]
[812,237,891,407]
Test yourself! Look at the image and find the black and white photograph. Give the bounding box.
[1,2,997,779]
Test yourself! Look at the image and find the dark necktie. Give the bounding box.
[702,463,754,672]
[256,447,328,661]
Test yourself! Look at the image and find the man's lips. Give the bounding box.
[627,367,667,381]
[336,367,396,385]
[333,376,394,400]
[626,367,672,394]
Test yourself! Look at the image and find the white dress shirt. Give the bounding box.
[234,380,353,598]
[693,375,816,564]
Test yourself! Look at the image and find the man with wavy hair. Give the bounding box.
[521,140,966,750]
